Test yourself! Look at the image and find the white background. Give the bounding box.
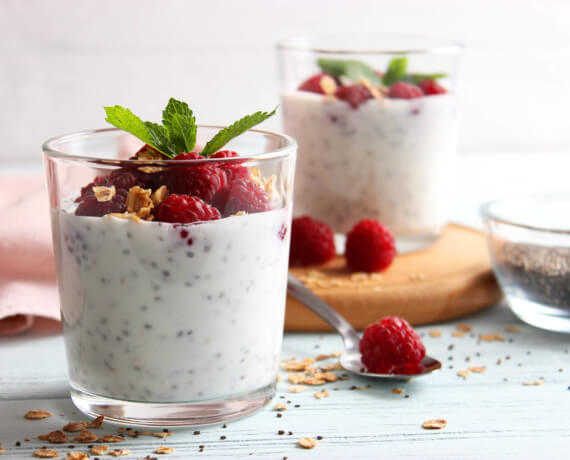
[1,0,570,164]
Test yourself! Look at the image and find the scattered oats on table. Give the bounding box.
[155,446,175,454]
[468,366,486,373]
[62,422,88,433]
[429,330,441,338]
[288,373,305,384]
[71,429,98,443]
[91,445,109,455]
[504,325,521,332]
[87,415,104,428]
[314,390,330,399]
[422,419,447,429]
[288,385,307,393]
[457,369,471,379]
[479,333,505,342]
[25,410,52,420]
[66,452,89,460]
[298,437,318,449]
[34,449,59,458]
[456,324,472,332]
[452,331,465,338]
[109,449,130,457]
[152,431,172,439]
[99,435,124,443]
[392,388,405,394]
[522,381,543,386]
[274,403,288,411]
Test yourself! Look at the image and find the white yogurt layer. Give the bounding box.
[283,91,457,235]
[52,208,290,402]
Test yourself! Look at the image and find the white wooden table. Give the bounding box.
[1,153,569,459]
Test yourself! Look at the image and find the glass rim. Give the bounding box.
[480,194,570,235]
[276,34,464,55]
[42,127,297,165]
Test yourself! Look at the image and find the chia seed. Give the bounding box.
[494,241,570,307]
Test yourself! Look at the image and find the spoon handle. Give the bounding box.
[287,273,361,349]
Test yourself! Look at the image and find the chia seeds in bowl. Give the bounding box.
[481,195,570,333]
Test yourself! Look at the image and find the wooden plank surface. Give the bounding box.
[286,224,502,331]
[1,303,569,459]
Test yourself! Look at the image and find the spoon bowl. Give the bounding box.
[287,273,442,379]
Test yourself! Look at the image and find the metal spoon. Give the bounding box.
[287,273,442,380]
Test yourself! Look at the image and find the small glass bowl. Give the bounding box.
[481,195,570,333]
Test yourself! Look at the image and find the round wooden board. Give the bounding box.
[285,224,502,331]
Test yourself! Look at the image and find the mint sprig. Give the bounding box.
[104,98,277,158]
[382,57,408,86]
[200,107,278,157]
[317,58,382,86]
[162,98,197,154]
[315,56,447,88]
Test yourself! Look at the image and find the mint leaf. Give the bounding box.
[317,58,382,85]
[104,105,153,146]
[144,121,178,158]
[406,73,448,85]
[105,105,176,157]
[162,98,197,154]
[382,57,408,86]
[200,107,278,157]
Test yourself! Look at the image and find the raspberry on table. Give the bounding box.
[345,219,396,272]
[335,84,372,109]
[169,152,228,203]
[298,73,331,94]
[289,216,336,267]
[388,81,424,99]
[359,317,426,374]
[419,78,447,95]
[211,150,250,181]
[154,194,221,223]
[213,178,271,216]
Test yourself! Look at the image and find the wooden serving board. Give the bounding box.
[285,224,502,331]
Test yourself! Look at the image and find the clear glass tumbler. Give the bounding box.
[44,127,297,426]
[277,35,462,252]
[481,195,570,333]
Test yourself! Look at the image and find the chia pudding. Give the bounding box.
[283,90,456,235]
[44,100,296,418]
[53,207,290,402]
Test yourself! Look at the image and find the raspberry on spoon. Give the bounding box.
[359,316,426,374]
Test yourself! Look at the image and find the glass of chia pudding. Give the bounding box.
[43,101,297,426]
[278,35,462,252]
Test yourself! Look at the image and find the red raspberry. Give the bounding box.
[75,188,128,217]
[359,317,426,374]
[109,169,137,190]
[154,194,221,223]
[298,73,331,94]
[169,152,228,203]
[289,216,335,267]
[335,84,372,109]
[345,219,396,272]
[388,81,424,99]
[213,178,271,216]
[211,150,250,181]
[419,78,447,95]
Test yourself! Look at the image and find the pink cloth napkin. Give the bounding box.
[0,175,60,335]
